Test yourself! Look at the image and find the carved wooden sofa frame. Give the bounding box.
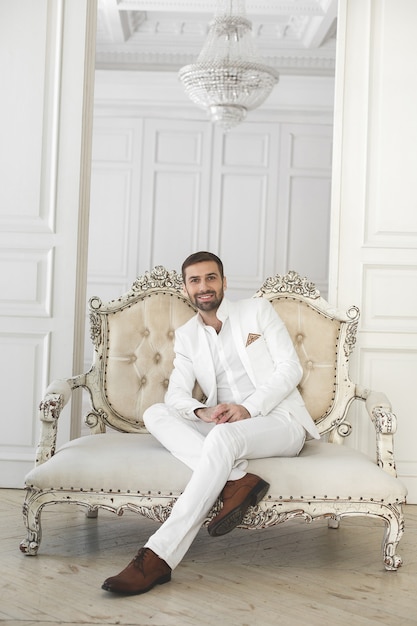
[20,268,407,571]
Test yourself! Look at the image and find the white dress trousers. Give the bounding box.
[143,403,306,569]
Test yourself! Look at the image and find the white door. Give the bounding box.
[0,1,96,487]
[330,0,417,501]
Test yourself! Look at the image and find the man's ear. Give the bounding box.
[223,276,227,291]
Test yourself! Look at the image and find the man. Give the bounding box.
[102,251,319,595]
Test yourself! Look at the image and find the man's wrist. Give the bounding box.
[241,402,258,418]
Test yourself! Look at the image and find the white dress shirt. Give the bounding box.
[203,317,259,416]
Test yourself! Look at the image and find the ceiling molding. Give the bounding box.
[95,49,335,76]
[96,0,337,76]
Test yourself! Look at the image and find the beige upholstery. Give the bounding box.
[20,268,407,571]
[271,298,340,421]
[105,292,199,425]
[25,435,405,504]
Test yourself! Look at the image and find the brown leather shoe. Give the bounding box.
[102,547,171,595]
[208,472,270,537]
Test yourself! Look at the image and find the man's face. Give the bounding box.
[183,260,226,313]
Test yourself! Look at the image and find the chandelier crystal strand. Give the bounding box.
[178,0,279,131]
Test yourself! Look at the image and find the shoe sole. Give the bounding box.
[101,572,171,595]
[208,479,270,537]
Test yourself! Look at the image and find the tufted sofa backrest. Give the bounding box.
[84,268,359,436]
[105,292,198,425]
[255,271,359,434]
[85,268,198,433]
[269,297,339,421]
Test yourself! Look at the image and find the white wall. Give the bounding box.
[330,0,417,500]
[88,71,334,302]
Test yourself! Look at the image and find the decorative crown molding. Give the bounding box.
[96,0,337,76]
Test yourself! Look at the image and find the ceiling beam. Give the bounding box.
[302,0,337,48]
[99,0,134,42]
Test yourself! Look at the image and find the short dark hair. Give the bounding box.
[181,251,224,281]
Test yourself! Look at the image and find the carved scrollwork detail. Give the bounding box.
[127,500,177,524]
[344,306,360,357]
[337,421,352,438]
[383,514,404,570]
[85,409,107,432]
[257,270,320,299]
[20,489,405,570]
[384,552,403,571]
[89,311,102,349]
[19,537,40,556]
[125,498,223,526]
[372,408,396,434]
[36,394,63,465]
[39,393,64,422]
[372,407,398,475]
[240,506,312,528]
[130,266,184,293]
[89,296,103,310]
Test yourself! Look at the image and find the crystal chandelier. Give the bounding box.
[178,0,279,131]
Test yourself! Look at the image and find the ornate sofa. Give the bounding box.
[20,268,407,570]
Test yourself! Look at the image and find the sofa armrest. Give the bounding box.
[35,379,73,466]
[356,386,398,477]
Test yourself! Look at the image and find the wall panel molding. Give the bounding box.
[362,264,417,332]
[89,168,132,277]
[0,0,65,234]
[87,119,143,294]
[0,332,49,449]
[363,1,417,249]
[0,248,53,317]
[92,128,135,162]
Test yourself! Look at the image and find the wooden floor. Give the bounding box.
[2,489,417,626]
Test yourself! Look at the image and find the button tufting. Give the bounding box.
[296,333,304,342]
[306,360,313,369]
[154,353,161,363]
[144,329,150,337]
[168,330,175,339]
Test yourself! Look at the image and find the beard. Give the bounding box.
[188,289,224,312]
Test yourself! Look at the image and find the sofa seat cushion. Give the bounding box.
[24,433,407,504]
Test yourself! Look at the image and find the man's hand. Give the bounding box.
[195,404,250,423]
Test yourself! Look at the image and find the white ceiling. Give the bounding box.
[96,0,338,76]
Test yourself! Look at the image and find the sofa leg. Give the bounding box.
[328,517,340,529]
[383,512,404,571]
[20,493,42,556]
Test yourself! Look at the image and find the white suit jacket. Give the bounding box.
[165,297,320,440]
